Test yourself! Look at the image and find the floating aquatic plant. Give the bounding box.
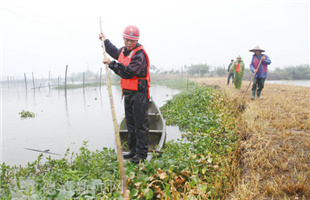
[19,110,35,118]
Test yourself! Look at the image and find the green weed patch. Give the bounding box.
[19,110,35,118]
[1,86,238,199]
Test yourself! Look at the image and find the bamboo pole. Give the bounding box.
[99,18,129,199]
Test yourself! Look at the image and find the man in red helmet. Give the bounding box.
[99,25,150,164]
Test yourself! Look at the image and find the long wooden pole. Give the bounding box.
[99,18,129,199]
[235,58,264,113]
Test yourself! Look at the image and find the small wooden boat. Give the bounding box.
[119,98,166,161]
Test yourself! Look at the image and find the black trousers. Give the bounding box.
[227,73,234,84]
[124,89,149,159]
[252,77,265,92]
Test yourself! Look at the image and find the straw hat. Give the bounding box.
[249,45,265,52]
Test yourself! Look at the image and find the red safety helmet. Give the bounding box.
[122,25,140,40]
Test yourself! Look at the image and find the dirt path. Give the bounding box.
[192,77,310,200]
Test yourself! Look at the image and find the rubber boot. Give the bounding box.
[251,90,255,100]
[257,91,261,100]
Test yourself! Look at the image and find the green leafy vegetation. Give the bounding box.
[19,110,35,118]
[2,86,238,199]
[0,143,122,199]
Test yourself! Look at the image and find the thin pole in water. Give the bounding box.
[32,72,35,91]
[48,71,51,90]
[24,73,28,91]
[83,72,85,94]
[65,65,68,97]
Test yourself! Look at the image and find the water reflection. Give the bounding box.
[64,90,71,128]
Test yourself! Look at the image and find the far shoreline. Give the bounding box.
[265,79,310,87]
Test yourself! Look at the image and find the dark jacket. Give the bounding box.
[104,39,148,93]
[228,63,234,74]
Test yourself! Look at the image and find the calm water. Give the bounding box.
[266,80,310,87]
[1,83,181,166]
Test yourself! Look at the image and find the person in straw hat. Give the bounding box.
[249,45,271,99]
[231,56,245,89]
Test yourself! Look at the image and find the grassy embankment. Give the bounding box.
[193,76,310,199]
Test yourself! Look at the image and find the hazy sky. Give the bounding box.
[1,0,309,78]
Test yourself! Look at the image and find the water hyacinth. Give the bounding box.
[18,110,36,118]
[1,86,239,199]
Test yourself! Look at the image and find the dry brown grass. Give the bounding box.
[192,77,310,200]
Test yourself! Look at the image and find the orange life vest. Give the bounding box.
[118,45,150,96]
[236,63,243,73]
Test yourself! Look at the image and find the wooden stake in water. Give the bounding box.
[49,71,51,90]
[32,72,35,91]
[99,18,129,199]
[65,65,68,97]
[24,73,28,91]
[83,72,85,94]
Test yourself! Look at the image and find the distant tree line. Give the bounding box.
[66,64,310,83]
[271,64,310,80]
[152,63,229,77]
[153,64,310,80]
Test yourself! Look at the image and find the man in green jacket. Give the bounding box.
[231,56,245,89]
